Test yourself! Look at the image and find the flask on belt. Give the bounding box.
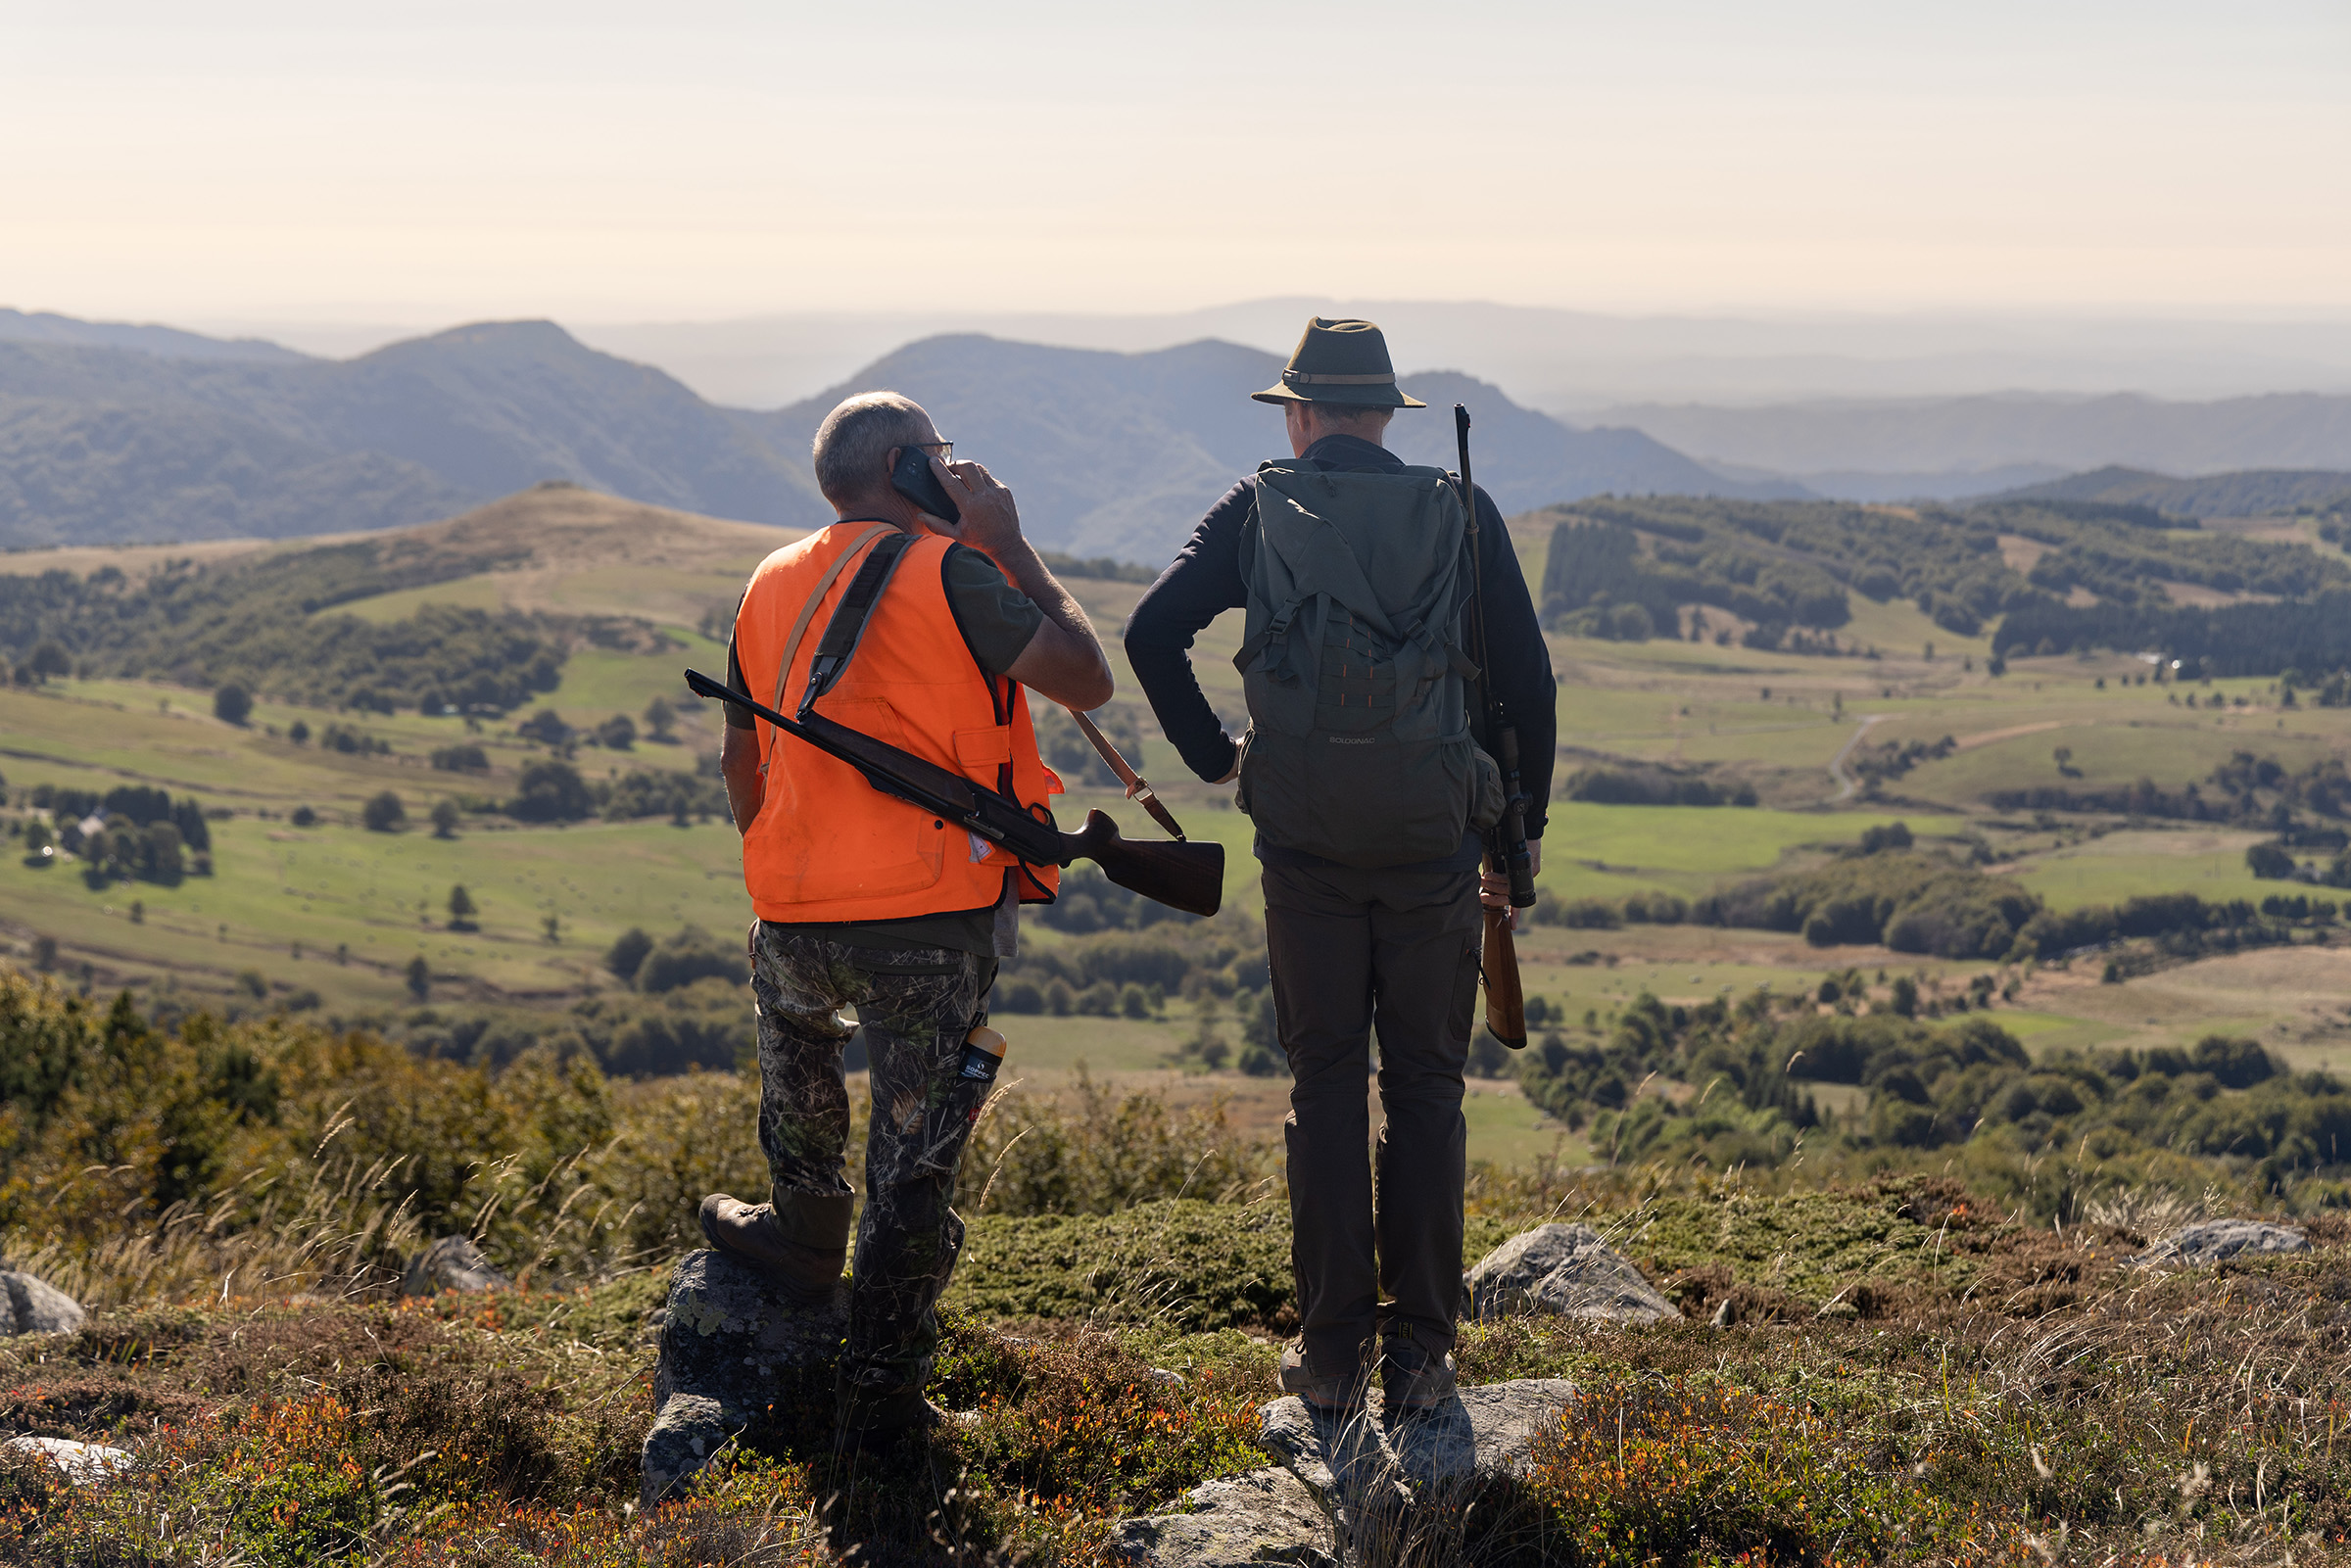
[957,1025,1008,1083]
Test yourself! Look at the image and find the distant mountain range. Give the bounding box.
[1599,392,2351,493]
[566,302,2351,411]
[0,312,1788,559]
[1984,465,2351,518]
[0,308,305,364]
[7,309,2351,559]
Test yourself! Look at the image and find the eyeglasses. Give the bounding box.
[909,440,953,458]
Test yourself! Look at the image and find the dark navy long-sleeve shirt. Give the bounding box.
[1124,432,1556,861]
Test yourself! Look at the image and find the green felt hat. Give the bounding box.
[1251,316,1425,408]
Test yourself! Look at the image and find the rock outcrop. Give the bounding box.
[1255,1379,1577,1558]
[1,1270,85,1336]
[2135,1219,2310,1268]
[1115,1465,1338,1567]
[1464,1223,1680,1323]
[400,1236,510,1297]
[4,1436,132,1484]
[641,1248,848,1508]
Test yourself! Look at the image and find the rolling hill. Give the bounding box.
[0,307,307,363]
[1985,465,2351,518]
[0,314,1792,562]
[1600,392,2351,488]
[752,336,1795,561]
[0,323,832,547]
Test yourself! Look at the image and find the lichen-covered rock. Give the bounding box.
[1114,1466,1337,1567]
[1257,1379,1577,1555]
[2135,1219,2310,1268]
[641,1248,848,1508]
[1464,1223,1679,1323]
[400,1236,510,1297]
[4,1436,132,1484]
[1,1271,85,1336]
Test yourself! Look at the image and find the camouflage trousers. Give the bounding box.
[748,922,996,1421]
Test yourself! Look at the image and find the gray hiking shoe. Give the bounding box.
[1278,1343,1367,1416]
[1379,1336,1457,1411]
[697,1193,844,1307]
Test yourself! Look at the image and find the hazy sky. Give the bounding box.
[5,0,2346,326]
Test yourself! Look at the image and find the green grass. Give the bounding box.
[1536,801,1910,886]
[2007,827,2279,910]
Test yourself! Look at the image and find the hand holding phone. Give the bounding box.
[890,447,961,526]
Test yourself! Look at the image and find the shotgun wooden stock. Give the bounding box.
[1067,810,1225,918]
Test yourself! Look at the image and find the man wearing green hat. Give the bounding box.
[1127,316,1555,1414]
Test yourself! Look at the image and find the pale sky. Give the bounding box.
[4,0,2347,326]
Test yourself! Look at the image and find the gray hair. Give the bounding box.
[1303,401,1395,437]
[811,391,931,507]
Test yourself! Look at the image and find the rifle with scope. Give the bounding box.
[684,667,1225,918]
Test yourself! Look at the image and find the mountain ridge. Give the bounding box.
[0,312,1793,562]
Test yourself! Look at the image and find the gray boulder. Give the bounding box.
[1258,1379,1577,1554]
[4,1436,131,1484]
[2136,1219,2310,1268]
[1464,1223,1680,1323]
[1115,1465,1337,1567]
[400,1236,510,1297]
[641,1248,848,1508]
[1,1271,85,1336]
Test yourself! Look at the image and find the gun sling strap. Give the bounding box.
[764,525,1057,872]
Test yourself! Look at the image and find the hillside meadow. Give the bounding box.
[9,488,2351,1561]
[9,486,2351,1161]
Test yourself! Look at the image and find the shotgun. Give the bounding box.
[1455,405,1537,1048]
[684,668,1224,917]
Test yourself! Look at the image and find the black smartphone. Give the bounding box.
[890,447,961,525]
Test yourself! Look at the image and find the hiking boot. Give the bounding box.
[697,1193,847,1307]
[1278,1343,1368,1416]
[1378,1335,1457,1412]
[833,1394,967,1455]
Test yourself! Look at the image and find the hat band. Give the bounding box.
[1283,370,1396,386]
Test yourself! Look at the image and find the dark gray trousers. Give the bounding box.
[1264,860,1481,1376]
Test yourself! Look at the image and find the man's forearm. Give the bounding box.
[988,539,1098,646]
[720,729,764,835]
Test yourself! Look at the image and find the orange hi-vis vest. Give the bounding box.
[732,521,1063,924]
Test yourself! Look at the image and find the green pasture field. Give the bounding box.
[4,805,747,1005]
[2008,827,2279,910]
[13,505,2351,1135]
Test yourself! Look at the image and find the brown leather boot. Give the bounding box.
[697,1191,850,1307]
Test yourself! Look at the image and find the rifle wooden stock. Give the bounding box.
[684,668,1224,917]
[1481,905,1527,1049]
[1457,404,1534,1049]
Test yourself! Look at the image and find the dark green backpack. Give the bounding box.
[1232,459,1502,867]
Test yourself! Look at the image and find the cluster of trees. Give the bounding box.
[1513,988,2351,1193]
[998,888,1281,1072]
[1530,493,2347,657]
[362,760,725,832]
[1561,764,1757,807]
[1539,508,1851,642]
[1545,823,2343,967]
[16,784,215,884]
[0,552,576,715]
[1977,499,2351,607]
[1986,753,2351,850]
[1994,591,2351,680]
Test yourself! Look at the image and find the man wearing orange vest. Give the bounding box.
[704,390,1113,1448]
